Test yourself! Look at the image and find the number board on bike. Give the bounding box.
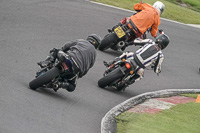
[114,26,126,38]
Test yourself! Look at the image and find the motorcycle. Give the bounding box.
[98,23,147,51]
[98,57,138,91]
[29,51,75,92]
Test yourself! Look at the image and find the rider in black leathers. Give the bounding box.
[38,34,101,92]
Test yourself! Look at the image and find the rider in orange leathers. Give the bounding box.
[114,1,165,41]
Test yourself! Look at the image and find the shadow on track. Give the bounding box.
[19,80,75,101]
[98,86,137,98]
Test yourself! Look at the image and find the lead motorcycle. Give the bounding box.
[98,22,147,51]
[29,51,75,92]
[98,57,138,91]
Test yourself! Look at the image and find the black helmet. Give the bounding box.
[155,34,170,50]
[87,34,101,49]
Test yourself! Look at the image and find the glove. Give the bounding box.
[50,48,60,59]
[159,29,164,34]
[154,53,160,73]
[50,48,59,54]
[156,67,161,76]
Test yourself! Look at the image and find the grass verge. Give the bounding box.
[116,94,200,133]
[167,0,200,12]
[92,0,200,24]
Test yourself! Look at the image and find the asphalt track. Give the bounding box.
[0,0,200,133]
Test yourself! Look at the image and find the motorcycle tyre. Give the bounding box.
[99,33,118,51]
[98,67,124,88]
[29,67,60,90]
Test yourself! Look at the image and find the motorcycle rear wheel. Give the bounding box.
[98,67,124,88]
[98,33,118,51]
[29,67,60,90]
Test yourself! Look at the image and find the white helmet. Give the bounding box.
[153,1,165,15]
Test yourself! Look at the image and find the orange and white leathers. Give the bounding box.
[131,3,160,37]
[120,2,160,38]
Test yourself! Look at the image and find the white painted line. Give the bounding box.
[87,0,200,29]
[187,24,200,28]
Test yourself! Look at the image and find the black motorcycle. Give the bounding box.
[29,51,76,92]
[98,23,147,51]
[98,57,138,91]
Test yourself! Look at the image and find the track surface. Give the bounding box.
[0,0,200,133]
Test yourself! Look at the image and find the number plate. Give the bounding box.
[114,26,126,38]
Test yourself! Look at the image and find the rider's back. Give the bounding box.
[131,3,160,37]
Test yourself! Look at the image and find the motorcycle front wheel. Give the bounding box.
[98,67,124,88]
[98,33,118,51]
[29,67,60,90]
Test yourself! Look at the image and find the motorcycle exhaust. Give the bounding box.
[116,41,125,49]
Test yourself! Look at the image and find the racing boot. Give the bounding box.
[128,74,140,84]
[128,78,135,85]
[37,48,58,68]
[59,81,75,92]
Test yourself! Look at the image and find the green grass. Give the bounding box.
[167,0,200,12]
[92,0,200,24]
[181,93,199,99]
[116,94,200,133]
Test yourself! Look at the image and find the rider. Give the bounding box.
[104,33,170,87]
[38,34,101,92]
[111,1,165,48]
